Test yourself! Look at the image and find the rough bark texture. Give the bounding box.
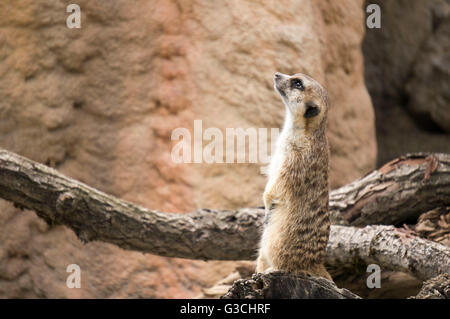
[327,225,450,281]
[221,271,360,299]
[411,273,450,299]
[412,206,450,246]
[329,153,450,226]
[1,149,449,282]
[0,149,262,261]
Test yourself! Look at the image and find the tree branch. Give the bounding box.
[327,225,450,281]
[0,149,262,261]
[0,149,449,280]
[329,153,450,226]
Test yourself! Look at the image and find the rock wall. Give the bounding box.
[0,0,376,298]
[363,0,450,165]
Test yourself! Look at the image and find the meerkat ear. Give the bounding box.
[304,101,320,118]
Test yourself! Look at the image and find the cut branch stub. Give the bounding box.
[221,271,361,299]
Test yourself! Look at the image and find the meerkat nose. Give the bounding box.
[274,72,288,82]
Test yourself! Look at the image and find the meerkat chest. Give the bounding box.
[267,132,305,178]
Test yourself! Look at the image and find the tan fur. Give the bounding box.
[257,72,332,281]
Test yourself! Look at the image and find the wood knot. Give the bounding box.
[55,192,77,215]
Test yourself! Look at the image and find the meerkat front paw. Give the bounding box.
[263,191,275,223]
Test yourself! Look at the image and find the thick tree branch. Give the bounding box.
[0,149,263,260]
[0,149,449,280]
[327,225,450,281]
[329,153,450,226]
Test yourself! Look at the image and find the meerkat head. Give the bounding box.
[274,72,329,132]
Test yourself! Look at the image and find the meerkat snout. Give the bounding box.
[273,72,289,94]
[274,72,284,79]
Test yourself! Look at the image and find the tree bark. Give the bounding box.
[329,153,450,226]
[410,273,450,299]
[327,225,450,281]
[0,149,262,261]
[0,149,449,280]
[222,270,450,300]
[221,271,360,299]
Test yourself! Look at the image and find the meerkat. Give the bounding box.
[256,72,332,281]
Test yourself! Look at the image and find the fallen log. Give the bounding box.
[0,149,262,260]
[0,149,449,280]
[327,225,450,281]
[329,153,450,226]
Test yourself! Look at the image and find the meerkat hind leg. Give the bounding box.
[256,255,268,273]
[297,265,333,282]
[256,254,273,273]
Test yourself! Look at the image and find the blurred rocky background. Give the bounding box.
[0,0,447,298]
[363,0,450,165]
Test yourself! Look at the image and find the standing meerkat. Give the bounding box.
[256,72,332,281]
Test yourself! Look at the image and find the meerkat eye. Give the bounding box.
[304,102,320,118]
[291,79,304,91]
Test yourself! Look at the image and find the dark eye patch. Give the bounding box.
[304,101,320,118]
[290,78,304,91]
